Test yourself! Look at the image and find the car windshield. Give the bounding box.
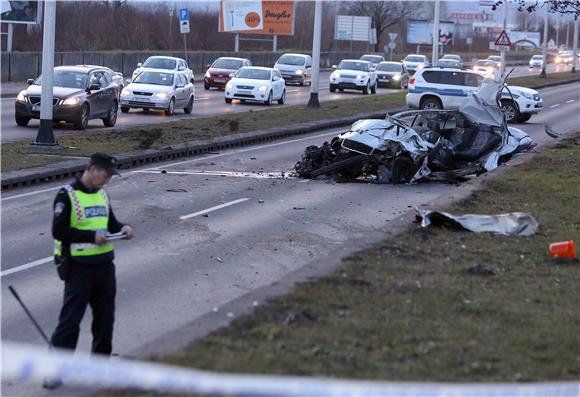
[277,55,306,66]
[532,55,543,59]
[142,58,178,70]
[34,71,88,89]
[235,68,271,80]
[361,56,382,63]
[376,63,402,72]
[212,59,243,69]
[405,56,425,62]
[442,55,460,61]
[133,71,174,86]
[338,61,369,71]
[488,56,500,61]
[475,60,493,66]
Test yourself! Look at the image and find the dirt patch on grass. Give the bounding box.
[146,135,579,385]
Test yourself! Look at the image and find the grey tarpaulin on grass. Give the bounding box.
[416,209,539,236]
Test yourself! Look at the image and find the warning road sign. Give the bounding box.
[495,30,511,47]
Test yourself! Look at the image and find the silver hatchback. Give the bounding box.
[120,71,195,115]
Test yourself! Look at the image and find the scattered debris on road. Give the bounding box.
[549,240,576,259]
[464,263,498,276]
[295,77,534,183]
[415,209,539,236]
[166,188,188,193]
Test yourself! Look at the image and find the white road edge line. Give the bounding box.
[179,198,250,220]
[549,104,560,108]
[140,130,338,171]
[1,256,52,277]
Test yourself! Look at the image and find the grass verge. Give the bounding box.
[3,71,579,173]
[136,134,579,389]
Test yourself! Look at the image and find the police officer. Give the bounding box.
[44,153,133,389]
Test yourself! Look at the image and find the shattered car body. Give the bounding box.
[295,76,534,183]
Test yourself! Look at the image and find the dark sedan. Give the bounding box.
[15,65,119,129]
[204,57,251,90]
[375,61,409,89]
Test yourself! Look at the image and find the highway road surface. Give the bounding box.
[0,64,572,143]
[1,81,578,396]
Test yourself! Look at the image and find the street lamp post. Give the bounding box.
[307,0,322,108]
[573,16,578,73]
[33,0,57,146]
[500,1,507,76]
[431,0,440,65]
[540,4,548,77]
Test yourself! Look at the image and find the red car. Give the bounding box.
[204,57,252,90]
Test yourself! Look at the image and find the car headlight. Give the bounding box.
[356,74,365,79]
[487,67,494,74]
[393,74,401,81]
[229,73,234,77]
[555,57,561,63]
[17,91,27,102]
[121,88,132,96]
[205,71,210,78]
[62,97,80,105]
[295,69,304,75]
[258,84,269,92]
[518,91,533,99]
[155,92,168,99]
[417,64,424,69]
[226,81,234,89]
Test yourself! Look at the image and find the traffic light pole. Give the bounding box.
[307,0,322,109]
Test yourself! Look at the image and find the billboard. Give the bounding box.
[334,15,371,42]
[219,0,294,36]
[1,0,38,24]
[407,19,455,45]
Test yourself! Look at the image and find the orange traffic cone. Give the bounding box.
[549,240,576,259]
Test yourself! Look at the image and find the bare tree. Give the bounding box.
[492,1,580,16]
[340,1,412,52]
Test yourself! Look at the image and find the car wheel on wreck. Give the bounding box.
[500,100,519,123]
[516,113,532,123]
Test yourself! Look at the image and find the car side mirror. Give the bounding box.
[332,65,337,69]
[137,62,142,67]
[206,64,211,68]
[88,84,100,92]
[27,79,34,85]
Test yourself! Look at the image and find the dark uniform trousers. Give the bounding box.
[50,261,116,355]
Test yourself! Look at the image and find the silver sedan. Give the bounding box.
[120,71,194,115]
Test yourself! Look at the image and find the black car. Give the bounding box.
[15,65,120,129]
[375,61,409,89]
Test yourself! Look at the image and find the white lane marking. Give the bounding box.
[1,131,338,202]
[140,130,339,170]
[179,198,250,220]
[1,256,52,277]
[135,169,294,179]
[2,185,63,202]
[549,104,560,108]
[565,99,575,104]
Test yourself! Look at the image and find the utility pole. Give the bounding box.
[556,18,560,49]
[573,16,578,73]
[33,0,57,146]
[500,1,507,76]
[540,4,548,77]
[566,21,570,49]
[431,0,440,65]
[307,0,322,109]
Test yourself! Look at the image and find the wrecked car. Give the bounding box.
[295,75,534,183]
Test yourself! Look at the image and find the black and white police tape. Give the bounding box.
[2,342,579,396]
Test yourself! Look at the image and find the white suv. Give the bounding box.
[406,68,543,123]
[329,59,377,95]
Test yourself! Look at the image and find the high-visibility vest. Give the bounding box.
[54,184,113,258]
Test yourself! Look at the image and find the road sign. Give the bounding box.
[388,32,398,42]
[495,30,511,47]
[180,20,190,34]
[179,8,188,22]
